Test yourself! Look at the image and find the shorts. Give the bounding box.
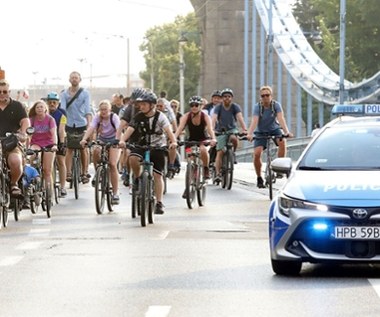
[130,148,166,176]
[253,129,283,149]
[66,126,86,149]
[216,128,238,151]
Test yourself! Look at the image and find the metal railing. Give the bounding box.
[236,136,311,163]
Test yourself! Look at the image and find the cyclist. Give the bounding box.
[47,92,68,197]
[175,95,216,180]
[29,100,58,191]
[0,79,29,198]
[247,85,293,188]
[211,88,247,182]
[116,87,145,187]
[60,71,92,185]
[203,90,222,117]
[80,100,121,205]
[119,89,177,215]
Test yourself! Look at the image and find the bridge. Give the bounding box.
[189,0,380,136]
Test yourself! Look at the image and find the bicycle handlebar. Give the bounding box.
[178,140,212,147]
[126,143,168,152]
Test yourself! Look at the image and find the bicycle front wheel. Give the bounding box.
[95,166,106,214]
[106,169,114,212]
[196,164,206,206]
[45,186,52,218]
[73,156,80,200]
[139,171,149,227]
[225,150,234,190]
[185,163,196,209]
[52,161,60,205]
[266,164,273,200]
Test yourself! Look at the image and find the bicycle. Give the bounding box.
[26,146,55,218]
[213,131,246,190]
[127,143,167,227]
[179,141,209,209]
[91,140,119,215]
[0,138,12,227]
[52,158,60,205]
[253,133,287,200]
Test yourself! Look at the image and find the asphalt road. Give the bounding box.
[1,164,380,317]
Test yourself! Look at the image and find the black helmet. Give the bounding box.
[211,90,222,98]
[221,88,234,97]
[188,95,202,105]
[135,90,157,104]
[130,87,145,101]
[47,91,60,101]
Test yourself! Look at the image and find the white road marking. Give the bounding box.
[0,256,23,266]
[28,228,51,237]
[145,306,171,317]
[32,218,51,225]
[368,279,380,298]
[16,241,43,250]
[151,231,170,240]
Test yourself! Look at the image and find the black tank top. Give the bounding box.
[187,111,207,141]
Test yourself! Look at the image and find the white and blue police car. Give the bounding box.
[269,104,380,275]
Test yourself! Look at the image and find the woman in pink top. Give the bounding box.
[29,100,57,189]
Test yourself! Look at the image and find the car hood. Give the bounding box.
[282,170,380,206]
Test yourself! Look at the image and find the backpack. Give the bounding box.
[258,100,277,117]
[97,112,116,133]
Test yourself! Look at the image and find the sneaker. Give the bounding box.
[233,152,237,164]
[123,177,130,187]
[257,176,266,188]
[214,173,222,183]
[59,188,67,197]
[91,178,96,187]
[66,174,72,183]
[204,166,210,180]
[182,190,187,199]
[111,194,120,205]
[80,174,89,184]
[155,201,165,214]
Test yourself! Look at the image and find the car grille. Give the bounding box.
[288,218,380,259]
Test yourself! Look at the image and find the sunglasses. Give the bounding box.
[222,95,232,98]
[0,90,9,94]
[171,104,178,108]
[190,103,200,108]
[261,94,271,98]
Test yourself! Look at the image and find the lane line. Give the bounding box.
[16,241,43,250]
[28,228,51,237]
[32,218,51,225]
[369,279,380,298]
[0,256,23,267]
[145,306,171,317]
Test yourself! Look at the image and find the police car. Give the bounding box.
[269,104,380,275]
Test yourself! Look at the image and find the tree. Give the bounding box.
[293,0,380,82]
[139,13,201,109]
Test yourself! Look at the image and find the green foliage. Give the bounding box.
[139,13,201,108]
[293,0,380,82]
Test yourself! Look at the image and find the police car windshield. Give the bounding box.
[299,127,380,170]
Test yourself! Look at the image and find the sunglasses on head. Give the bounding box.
[261,94,270,98]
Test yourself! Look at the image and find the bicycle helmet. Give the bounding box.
[130,87,145,101]
[47,91,60,101]
[188,95,202,105]
[221,88,234,97]
[135,90,157,104]
[211,90,222,98]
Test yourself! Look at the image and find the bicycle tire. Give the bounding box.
[196,163,206,206]
[2,206,8,228]
[140,171,149,227]
[147,179,155,224]
[52,161,60,205]
[106,168,114,212]
[131,186,137,218]
[267,164,273,200]
[73,157,80,200]
[221,152,228,189]
[12,198,20,221]
[226,150,234,190]
[95,166,106,214]
[185,162,195,209]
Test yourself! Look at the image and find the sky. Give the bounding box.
[1,0,194,90]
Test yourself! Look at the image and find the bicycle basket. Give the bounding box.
[1,134,19,152]
[66,132,83,149]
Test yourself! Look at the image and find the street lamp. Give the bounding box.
[339,0,346,104]
[178,33,188,116]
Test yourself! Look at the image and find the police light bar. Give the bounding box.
[331,104,380,116]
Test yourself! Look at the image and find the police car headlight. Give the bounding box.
[278,195,328,217]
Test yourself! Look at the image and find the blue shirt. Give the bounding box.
[253,100,282,133]
[60,88,92,128]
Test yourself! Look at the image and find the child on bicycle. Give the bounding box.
[175,95,216,180]
[80,100,121,205]
[247,85,293,188]
[118,89,177,215]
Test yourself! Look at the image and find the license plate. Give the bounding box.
[364,104,380,114]
[334,226,380,239]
